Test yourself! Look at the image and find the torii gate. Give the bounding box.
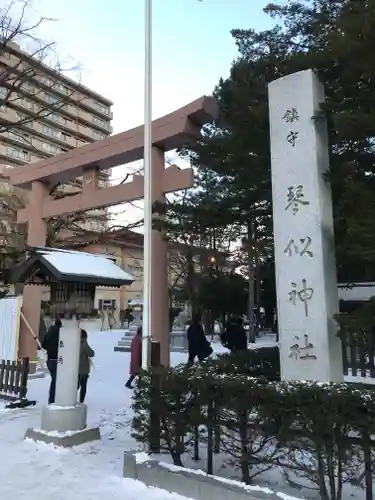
[8,96,217,368]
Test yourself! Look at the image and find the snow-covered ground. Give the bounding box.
[0,329,190,500]
[0,330,369,500]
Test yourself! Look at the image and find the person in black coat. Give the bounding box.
[221,317,247,353]
[187,312,212,364]
[42,317,62,404]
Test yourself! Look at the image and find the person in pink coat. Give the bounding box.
[125,326,142,389]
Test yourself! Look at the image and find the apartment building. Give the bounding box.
[0,41,113,231]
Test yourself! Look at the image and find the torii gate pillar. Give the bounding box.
[19,181,48,370]
[151,147,169,365]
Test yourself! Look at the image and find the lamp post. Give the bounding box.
[142,0,152,370]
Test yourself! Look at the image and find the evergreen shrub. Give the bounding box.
[132,362,375,500]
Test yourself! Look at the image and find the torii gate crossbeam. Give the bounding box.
[7,95,217,368]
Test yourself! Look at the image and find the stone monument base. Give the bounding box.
[24,402,100,447]
[41,403,87,432]
[25,426,100,448]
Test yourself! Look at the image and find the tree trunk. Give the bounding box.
[247,221,256,343]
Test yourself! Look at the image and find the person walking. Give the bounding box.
[221,317,247,353]
[187,312,212,364]
[77,329,95,403]
[125,326,142,389]
[41,317,62,404]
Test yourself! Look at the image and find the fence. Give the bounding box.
[0,357,29,401]
[342,337,375,380]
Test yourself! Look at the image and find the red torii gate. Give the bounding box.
[8,96,217,367]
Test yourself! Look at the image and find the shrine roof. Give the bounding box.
[6,246,135,287]
[128,299,143,306]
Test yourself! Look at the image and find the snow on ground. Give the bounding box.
[0,330,369,500]
[0,329,190,500]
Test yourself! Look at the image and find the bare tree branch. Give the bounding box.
[0,0,87,145]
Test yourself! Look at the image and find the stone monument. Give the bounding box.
[268,69,343,382]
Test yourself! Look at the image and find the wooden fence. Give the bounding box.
[0,357,29,401]
[342,337,375,380]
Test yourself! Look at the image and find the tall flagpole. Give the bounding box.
[142,0,152,370]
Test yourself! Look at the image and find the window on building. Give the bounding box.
[93,130,106,140]
[92,116,107,129]
[98,177,108,188]
[42,125,61,140]
[8,131,30,144]
[42,142,60,155]
[49,113,67,126]
[98,299,116,311]
[44,77,54,87]
[23,81,36,94]
[20,97,35,111]
[128,262,143,275]
[94,102,110,115]
[6,147,29,161]
[54,82,66,94]
[16,111,33,127]
[45,93,58,104]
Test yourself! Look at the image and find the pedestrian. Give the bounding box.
[221,317,247,353]
[187,312,212,364]
[125,326,142,389]
[41,317,62,404]
[77,329,95,403]
[38,312,47,347]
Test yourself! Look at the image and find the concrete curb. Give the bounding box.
[123,452,289,500]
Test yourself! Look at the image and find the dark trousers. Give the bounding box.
[126,374,136,388]
[77,375,89,403]
[187,351,204,364]
[47,359,57,404]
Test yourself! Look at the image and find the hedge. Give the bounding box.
[132,357,375,500]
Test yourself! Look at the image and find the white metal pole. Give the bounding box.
[142,0,152,370]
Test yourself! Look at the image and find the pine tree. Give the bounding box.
[230,0,375,281]
[179,0,375,290]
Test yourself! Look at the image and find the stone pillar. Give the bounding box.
[40,314,88,434]
[19,181,48,369]
[54,316,81,407]
[151,147,169,366]
[268,69,343,382]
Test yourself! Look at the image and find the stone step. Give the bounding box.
[114,346,131,353]
[117,340,132,347]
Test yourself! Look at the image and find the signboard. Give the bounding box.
[0,296,22,361]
